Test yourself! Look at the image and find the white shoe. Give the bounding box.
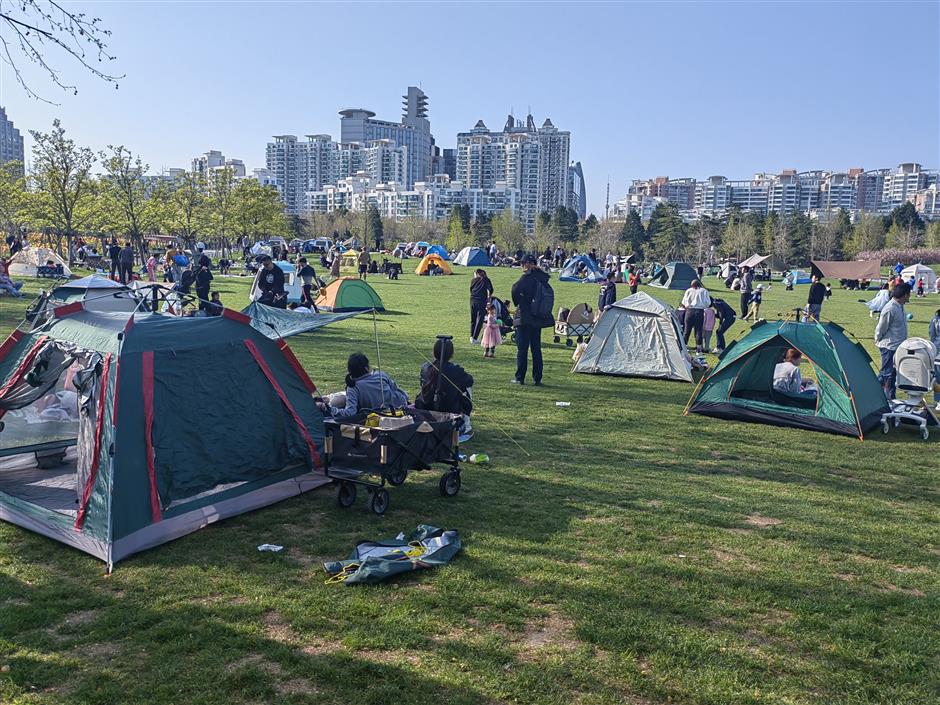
[935,403,940,412]
[470,338,478,345]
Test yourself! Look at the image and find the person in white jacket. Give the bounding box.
[681,279,712,353]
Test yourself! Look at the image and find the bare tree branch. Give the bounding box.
[0,0,123,104]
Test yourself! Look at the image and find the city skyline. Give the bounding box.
[0,1,935,217]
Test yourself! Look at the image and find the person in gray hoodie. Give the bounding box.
[874,283,911,398]
[328,352,410,419]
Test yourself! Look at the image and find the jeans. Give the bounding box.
[0,281,23,297]
[514,325,543,383]
[740,292,750,318]
[715,316,735,350]
[196,286,210,311]
[119,262,133,284]
[807,303,822,321]
[470,299,487,340]
[878,346,897,399]
[684,308,705,351]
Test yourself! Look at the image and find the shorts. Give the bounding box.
[358,264,367,274]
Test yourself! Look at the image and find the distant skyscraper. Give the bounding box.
[191,150,225,176]
[339,86,433,188]
[0,107,25,176]
[567,161,587,219]
[456,113,571,230]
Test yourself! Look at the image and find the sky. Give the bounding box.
[1,0,938,215]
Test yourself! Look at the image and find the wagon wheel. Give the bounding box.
[439,471,461,497]
[369,488,390,515]
[336,481,356,508]
[387,467,408,486]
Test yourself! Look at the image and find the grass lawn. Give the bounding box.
[1,265,938,705]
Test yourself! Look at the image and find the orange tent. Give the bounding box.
[415,253,453,275]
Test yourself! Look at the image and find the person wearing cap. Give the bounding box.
[255,255,286,308]
[744,284,763,321]
[680,279,712,354]
[511,254,552,385]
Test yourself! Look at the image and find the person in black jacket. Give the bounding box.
[118,242,135,284]
[807,275,826,320]
[469,269,493,344]
[711,297,736,352]
[416,338,474,417]
[598,272,617,312]
[255,256,286,308]
[511,255,551,385]
[108,239,121,280]
[195,265,213,311]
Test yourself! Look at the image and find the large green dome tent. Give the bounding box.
[649,262,698,290]
[0,305,328,569]
[686,319,888,438]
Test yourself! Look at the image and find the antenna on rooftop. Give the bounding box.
[605,177,610,220]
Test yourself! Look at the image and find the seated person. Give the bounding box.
[415,338,473,417]
[326,352,410,419]
[773,348,817,399]
[207,292,223,316]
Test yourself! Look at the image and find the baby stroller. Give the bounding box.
[553,303,595,346]
[880,337,939,441]
[492,298,515,345]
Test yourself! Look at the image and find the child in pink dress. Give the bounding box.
[481,302,502,358]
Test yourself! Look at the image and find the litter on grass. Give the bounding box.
[555,401,571,407]
[257,544,284,552]
[323,524,461,585]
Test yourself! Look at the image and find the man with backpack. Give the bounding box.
[511,255,553,386]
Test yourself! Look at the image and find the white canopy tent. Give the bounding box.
[901,263,937,293]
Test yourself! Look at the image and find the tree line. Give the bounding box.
[0,120,288,263]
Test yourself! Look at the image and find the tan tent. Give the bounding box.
[738,254,770,269]
[811,260,881,281]
[8,247,73,278]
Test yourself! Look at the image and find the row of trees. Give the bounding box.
[612,201,940,266]
[0,120,289,263]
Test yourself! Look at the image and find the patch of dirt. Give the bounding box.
[62,610,98,628]
[356,649,422,667]
[226,654,318,696]
[834,573,857,582]
[744,514,783,528]
[877,582,925,597]
[263,611,298,645]
[65,641,121,665]
[893,564,930,574]
[299,637,341,656]
[710,548,759,570]
[518,613,579,659]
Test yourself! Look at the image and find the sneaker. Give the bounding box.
[470,337,479,345]
[935,402,940,412]
[510,379,524,385]
[533,381,543,387]
[712,348,723,354]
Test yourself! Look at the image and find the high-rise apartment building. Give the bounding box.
[621,163,938,221]
[456,113,570,230]
[567,162,587,219]
[0,107,25,176]
[339,87,433,188]
[191,150,225,176]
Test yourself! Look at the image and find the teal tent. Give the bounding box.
[559,255,605,283]
[0,306,328,568]
[687,319,888,438]
[241,302,360,339]
[649,262,697,290]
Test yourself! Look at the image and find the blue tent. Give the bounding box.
[427,244,451,260]
[559,255,605,283]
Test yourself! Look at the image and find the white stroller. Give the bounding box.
[880,338,939,441]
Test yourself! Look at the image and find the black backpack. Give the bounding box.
[530,280,555,327]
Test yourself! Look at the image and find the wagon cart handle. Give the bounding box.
[433,334,453,411]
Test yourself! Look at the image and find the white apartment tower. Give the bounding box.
[0,107,24,176]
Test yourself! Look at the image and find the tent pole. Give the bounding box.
[371,309,385,407]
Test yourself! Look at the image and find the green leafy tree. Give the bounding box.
[98,145,155,259]
[366,205,384,251]
[844,211,886,256]
[491,208,526,253]
[29,119,96,263]
[886,202,924,249]
[471,213,491,246]
[230,179,288,243]
[445,206,467,252]
[925,220,940,248]
[810,208,851,260]
[163,172,209,246]
[580,213,599,237]
[619,208,647,257]
[647,202,687,261]
[552,205,579,242]
[0,161,30,241]
[208,167,237,252]
[720,210,758,261]
[786,211,812,265]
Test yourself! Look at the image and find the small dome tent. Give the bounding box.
[573,292,694,382]
[900,263,937,292]
[49,274,138,313]
[559,255,605,283]
[453,247,492,267]
[649,262,697,290]
[426,244,451,260]
[7,247,72,278]
[687,319,888,438]
[0,306,327,568]
[415,253,453,275]
[315,277,385,312]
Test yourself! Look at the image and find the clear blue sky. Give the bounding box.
[2,1,938,215]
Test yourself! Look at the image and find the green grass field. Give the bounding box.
[1,265,938,705]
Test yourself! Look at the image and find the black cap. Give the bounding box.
[522,254,537,265]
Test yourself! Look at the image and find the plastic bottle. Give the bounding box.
[468,453,490,464]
